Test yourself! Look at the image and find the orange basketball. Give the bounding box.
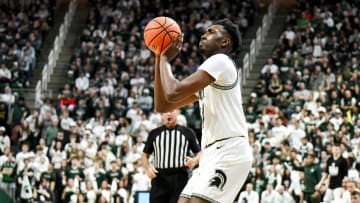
[143,16,181,55]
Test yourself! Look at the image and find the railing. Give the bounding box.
[35,0,77,105]
[241,0,277,86]
[243,53,249,85]
[42,64,48,90]
[250,40,255,71]
[256,27,262,56]
[35,80,42,108]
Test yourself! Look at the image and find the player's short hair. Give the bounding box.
[215,18,242,53]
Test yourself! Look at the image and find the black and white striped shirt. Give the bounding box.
[143,125,200,169]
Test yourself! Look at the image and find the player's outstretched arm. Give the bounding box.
[154,55,187,113]
[154,40,214,113]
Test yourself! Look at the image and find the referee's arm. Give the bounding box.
[185,151,201,170]
[141,152,158,179]
[183,127,201,170]
[141,129,158,179]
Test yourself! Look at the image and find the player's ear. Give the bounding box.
[221,37,231,49]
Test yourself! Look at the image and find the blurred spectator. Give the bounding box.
[244,0,360,202]
[319,144,349,203]
[237,183,259,203]
[0,0,53,87]
[17,157,35,202]
[261,184,277,203]
[0,126,10,155]
[59,90,76,112]
[273,185,295,203]
[261,58,279,76]
[0,150,16,200]
[0,85,15,105]
[33,178,53,203]
[75,72,90,91]
[137,88,153,116]
[0,64,12,83]
[294,151,322,203]
[339,180,357,203]
[11,96,29,124]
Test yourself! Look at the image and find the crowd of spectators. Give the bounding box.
[244,0,360,202]
[5,0,360,202]
[0,0,54,90]
[0,0,257,203]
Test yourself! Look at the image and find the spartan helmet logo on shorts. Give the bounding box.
[209,169,227,191]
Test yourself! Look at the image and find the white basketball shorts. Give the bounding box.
[180,136,253,203]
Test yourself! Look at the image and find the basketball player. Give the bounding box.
[154,18,253,203]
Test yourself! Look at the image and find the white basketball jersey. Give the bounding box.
[197,53,248,149]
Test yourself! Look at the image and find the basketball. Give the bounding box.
[143,16,181,55]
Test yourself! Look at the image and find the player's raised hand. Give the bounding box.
[161,33,184,61]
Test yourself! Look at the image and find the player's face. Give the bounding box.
[199,25,228,56]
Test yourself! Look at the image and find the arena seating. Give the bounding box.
[0,0,54,90]
[0,1,258,203]
[244,0,360,202]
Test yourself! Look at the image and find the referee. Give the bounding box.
[141,110,201,203]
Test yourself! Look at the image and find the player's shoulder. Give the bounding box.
[202,53,236,72]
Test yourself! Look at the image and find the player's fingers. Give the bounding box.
[171,32,183,41]
[171,34,183,46]
[175,39,183,51]
[171,36,179,47]
[179,33,184,43]
[162,36,178,53]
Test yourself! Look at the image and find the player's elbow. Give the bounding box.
[165,86,185,103]
[154,105,166,113]
[154,103,171,113]
[165,92,180,103]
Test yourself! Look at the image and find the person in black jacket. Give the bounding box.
[316,144,348,202]
[141,110,201,203]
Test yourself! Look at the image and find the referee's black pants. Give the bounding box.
[150,168,188,203]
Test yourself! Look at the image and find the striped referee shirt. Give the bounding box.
[143,125,200,169]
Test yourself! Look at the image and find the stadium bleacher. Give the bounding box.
[245,0,360,202]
